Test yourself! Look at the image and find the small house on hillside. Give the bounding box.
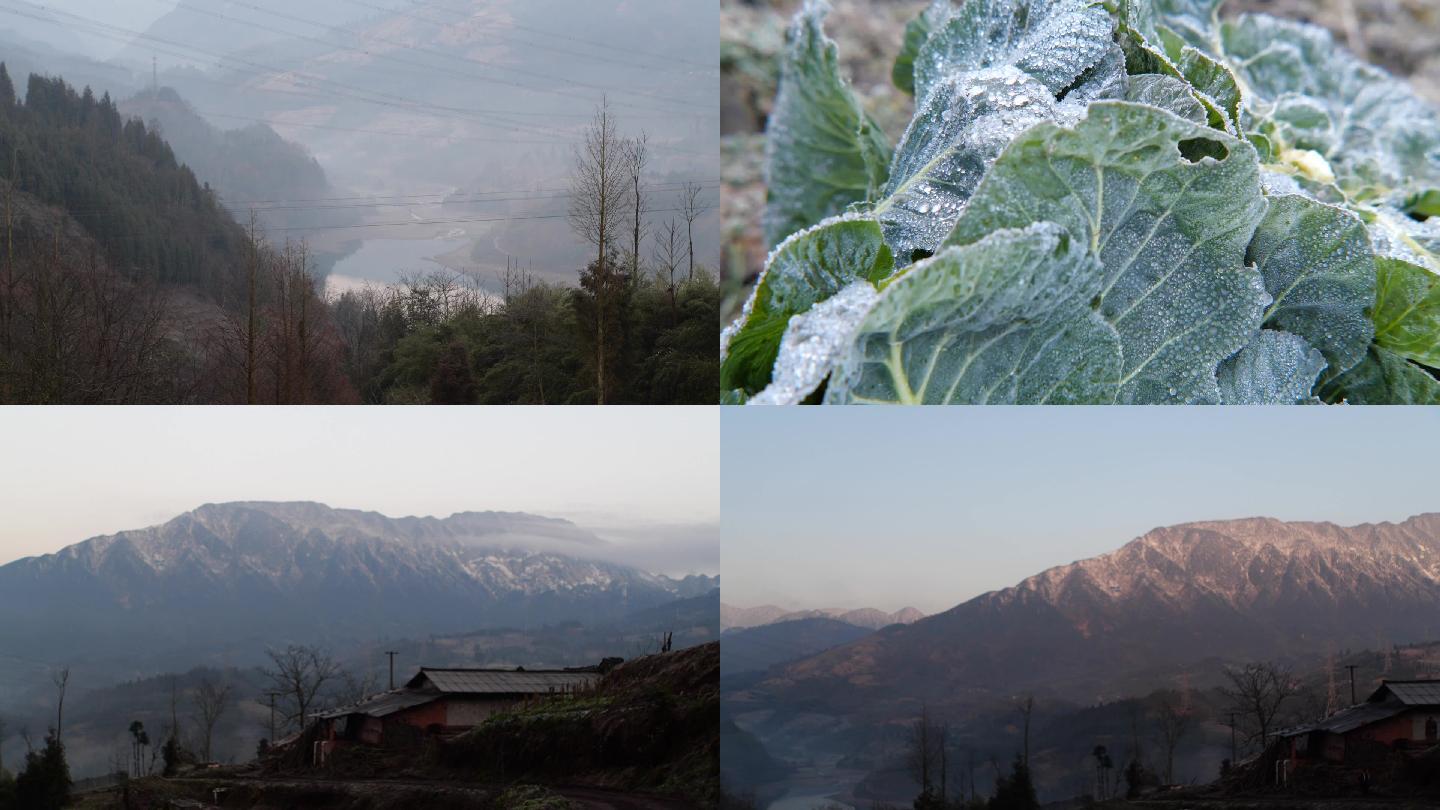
[1281,680,1440,767]
[312,661,615,757]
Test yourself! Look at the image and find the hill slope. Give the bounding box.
[119,87,342,234]
[720,617,873,678]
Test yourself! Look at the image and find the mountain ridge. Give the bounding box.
[0,501,716,664]
[768,512,1440,704]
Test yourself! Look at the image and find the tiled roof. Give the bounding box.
[409,667,599,695]
[1375,680,1440,706]
[319,688,438,719]
[1281,702,1409,737]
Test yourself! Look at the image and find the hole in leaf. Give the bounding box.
[910,248,933,263]
[1089,295,1102,310]
[1178,137,1229,163]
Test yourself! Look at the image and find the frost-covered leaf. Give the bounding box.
[893,0,957,96]
[1221,14,1440,192]
[1060,44,1128,106]
[1319,346,1440,405]
[1246,195,1374,378]
[763,0,892,248]
[1373,257,1440,369]
[827,223,1120,404]
[913,0,1114,103]
[1125,74,1206,124]
[751,281,880,405]
[721,215,894,395]
[1117,27,1240,133]
[944,101,1269,403]
[1365,205,1440,272]
[1151,0,1223,54]
[1216,329,1326,404]
[1115,0,1240,132]
[876,66,1057,265]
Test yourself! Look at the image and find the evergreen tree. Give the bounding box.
[0,64,14,110]
[989,754,1038,810]
[0,770,15,810]
[14,730,69,810]
[429,339,477,404]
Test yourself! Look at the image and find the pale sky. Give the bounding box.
[0,406,718,569]
[723,407,1440,615]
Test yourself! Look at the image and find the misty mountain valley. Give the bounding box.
[0,0,719,404]
[0,408,722,809]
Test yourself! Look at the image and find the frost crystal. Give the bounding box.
[751,281,879,405]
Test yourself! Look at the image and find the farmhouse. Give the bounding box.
[1281,680,1440,766]
[314,662,613,751]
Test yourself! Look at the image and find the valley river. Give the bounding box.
[768,788,855,810]
[323,236,470,296]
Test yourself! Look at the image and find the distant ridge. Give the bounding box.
[721,603,925,632]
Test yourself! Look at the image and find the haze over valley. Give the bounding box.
[0,0,719,403]
[0,407,719,795]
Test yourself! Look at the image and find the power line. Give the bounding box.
[0,1,591,141]
[0,2,600,143]
[188,106,711,157]
[267,202,713,233]
[164,0,708,113]
[184,107,574,146]
[224,183,717,211]
[0,3,715,157]
[336,0,715,75]
[376,0,713,70]
[220,178,718,206]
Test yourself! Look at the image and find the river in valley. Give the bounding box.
[322,236,471,297]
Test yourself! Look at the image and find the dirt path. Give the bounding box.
[170,775,696,810]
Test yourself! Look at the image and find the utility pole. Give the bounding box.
[1346,665,1358,705]
[386,651,398,690]
[266,692,280,743]
[152,56,158,92]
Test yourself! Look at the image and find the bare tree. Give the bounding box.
[906,705,948,798]
[52,666,69,743]
[651,217,684,321]
[679,181,709,282]
[1153,693,1192,784]
[1018,694,1035,765]
[1220,661,1297,751]
[335,670,381,708]
[623,132,650,290]
[567,98,629,403]
[192,676,233,763]
[262,645,342,732]
[245,209,261,404]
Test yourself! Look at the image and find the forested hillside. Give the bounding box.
[0,63,350,403]
[119,87,341,233]
[0,68,245,294]
[0,64,717,404]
